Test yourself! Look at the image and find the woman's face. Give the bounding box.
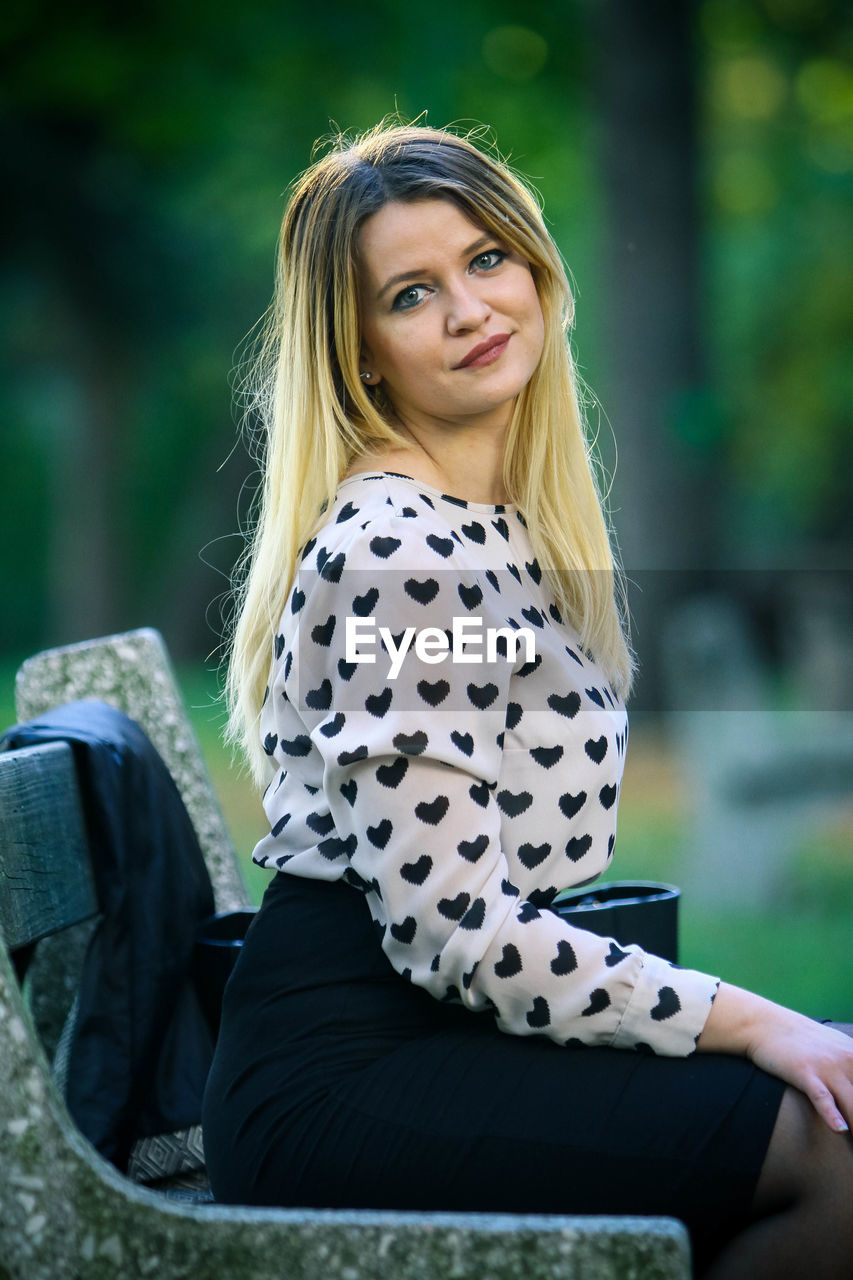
[356,198,545,435]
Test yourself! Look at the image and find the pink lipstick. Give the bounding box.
[455,333,512,370]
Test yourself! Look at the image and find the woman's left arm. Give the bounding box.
[696,981,853,1133]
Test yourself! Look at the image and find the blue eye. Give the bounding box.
[391,284,430,311]
[471,249,506,271]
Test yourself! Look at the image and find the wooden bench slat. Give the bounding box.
[0,742,98,950]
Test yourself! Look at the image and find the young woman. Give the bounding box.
[202,123,853,1277]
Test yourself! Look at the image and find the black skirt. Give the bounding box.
[201,871,785,1264]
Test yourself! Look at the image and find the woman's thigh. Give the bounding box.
[247,1018,785,1245]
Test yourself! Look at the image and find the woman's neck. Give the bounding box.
[345,422,509,506]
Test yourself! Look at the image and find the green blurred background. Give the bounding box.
[1,0,851,1014]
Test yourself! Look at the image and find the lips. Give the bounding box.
[454,333,512,370]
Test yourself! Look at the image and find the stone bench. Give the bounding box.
[0,628,692,1279]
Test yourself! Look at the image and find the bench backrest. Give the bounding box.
[0,742,98,961]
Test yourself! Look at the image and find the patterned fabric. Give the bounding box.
[54,994,207,1188]
[255,471,720,1056]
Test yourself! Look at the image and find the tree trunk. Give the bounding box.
[594,0,717,707]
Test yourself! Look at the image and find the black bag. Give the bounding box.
[193,910,258,1036]
[550,881,680,964]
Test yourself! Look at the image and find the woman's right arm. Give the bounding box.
[696,981,853,1132]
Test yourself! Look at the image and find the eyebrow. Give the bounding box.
[376,232,496,301]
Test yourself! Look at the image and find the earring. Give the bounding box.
[360,371,372,383]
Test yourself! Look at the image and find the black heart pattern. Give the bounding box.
[311,615,336,647]
[530,745,563,769]
[559,791,587,819]
[467,681,499,709]
[650,986,681,1021]
[548,692,581,718]
[415,794,449,825]
[306,680,332,710]
[457,834,489,862]
[585,736,608,764]
[352,587,379,616]
[497,789,533,817]
[390,916,417,944]
[450,730,474,756]
[365,687,392,718]
[418,679,450,707]
[366,818,392,848]
[565,834,593,861]
[340,779,357,806]
[438,892,470,921]
[526,996,551,1028]
[458,582,483,610]
[516,652,542,678]
[319,712,345,738]
[494,943,523,978]
[405,576,440,605]
[520,605,544,628]
[605,941,630,967]
[376,757,408,788]
[426,533,454,557]
[517,841,551,869]
[469,779,490,807]
[370,535,401,559]
[460,898,486,930]
[321,552,346,582]
[599,784,617,809]
[581,988,611,1017]
[550,940,578,975]
[505,702,523,730]
[393,730,428,755]
[306,811,335,836]
[401,855,432,885]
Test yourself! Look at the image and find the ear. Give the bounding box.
[359,346,381,387]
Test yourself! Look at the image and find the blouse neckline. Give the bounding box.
[337,470,517,516]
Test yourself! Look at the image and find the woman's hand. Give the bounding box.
[696,981,853,1134]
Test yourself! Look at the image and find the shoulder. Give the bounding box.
[296,473,497,577]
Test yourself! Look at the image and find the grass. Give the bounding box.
[2,656,851,1019]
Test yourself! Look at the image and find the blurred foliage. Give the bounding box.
[0,0,850,657]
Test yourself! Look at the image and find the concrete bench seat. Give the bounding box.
[0,628,692,1279]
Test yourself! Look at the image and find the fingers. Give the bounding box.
[804,1077,850,1134]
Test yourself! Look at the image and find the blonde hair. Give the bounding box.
[227,121,635,784]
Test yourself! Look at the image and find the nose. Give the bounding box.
[445,277,491,333]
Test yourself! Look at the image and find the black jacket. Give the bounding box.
[2,699,215,1171]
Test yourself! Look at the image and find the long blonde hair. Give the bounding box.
[227,122,635,784]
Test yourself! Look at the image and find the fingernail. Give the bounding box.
[835,1121,849,1133]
